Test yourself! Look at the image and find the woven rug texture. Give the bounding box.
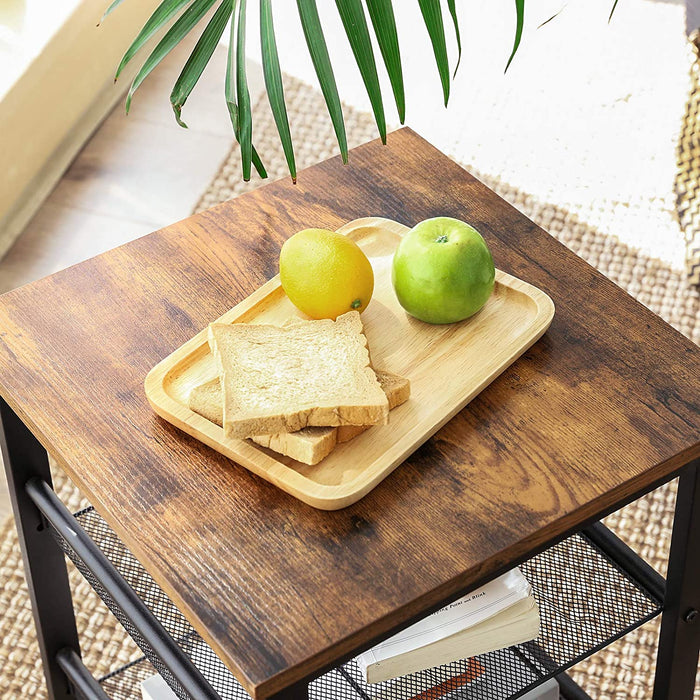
[677,37,700,285]
[1,77,699,699]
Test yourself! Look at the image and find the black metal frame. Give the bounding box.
[1,393,698,700]
[653,460,700,699]
[56,649,111,700]
[509,643,595,700]
[25,476,223,700]
[555,672,593,700]
[0,398,80,700]
[582,521,666,604]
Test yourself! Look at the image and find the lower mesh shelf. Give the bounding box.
[55,507,661,700]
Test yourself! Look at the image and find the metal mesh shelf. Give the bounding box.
[53,507,662,700]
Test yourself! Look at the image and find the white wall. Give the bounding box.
[0,0,162,257]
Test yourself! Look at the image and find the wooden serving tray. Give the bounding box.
[145,217,555,510]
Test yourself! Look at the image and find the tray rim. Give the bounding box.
[145,217,555,510]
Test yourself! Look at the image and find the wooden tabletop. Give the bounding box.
[0,129,697,699]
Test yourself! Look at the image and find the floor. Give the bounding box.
[0,39,265,520]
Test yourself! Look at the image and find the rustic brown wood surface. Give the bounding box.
[145,217,554,510]
[0,129,697,699]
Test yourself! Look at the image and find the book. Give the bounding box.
[521,679,560,700]
[362,658,486,700]
[140,673,177,700]
[361,663,559,700]
[357,568,540,684]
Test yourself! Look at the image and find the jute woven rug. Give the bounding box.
[677,36,700,286]
[1,78,698,699]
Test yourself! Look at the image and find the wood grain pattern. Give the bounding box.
[0,129,697,699]
[145,217,554,509]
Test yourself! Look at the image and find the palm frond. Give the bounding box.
[170,0,231,128]
[224,2,237,129]
[105,0,589,183]
[335,0,386,143]
[260,0,296,181]
[236,0,253,180]
[101,0,128,24]
[417,0,450,106]
[250,145,267,178]
[446,0,461,78]
[296,0,348,163]
[538,9,563,29]
[125,0,217,113]
[225,0,267,179]
[364,0,405,124]
[505,0,525,72]
[115,0,194,80]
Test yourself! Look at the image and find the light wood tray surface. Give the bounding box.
[145,217,555,509]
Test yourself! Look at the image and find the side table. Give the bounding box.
[0,129,698,700]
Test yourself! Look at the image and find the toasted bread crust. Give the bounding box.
[252,428,338,465]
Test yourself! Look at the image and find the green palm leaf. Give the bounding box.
[335,0,386,143]
[250,147,267,178]
[505,0,525,72]
[222,108,267,181]
[101,0,128,23]
[115,0,194,80]
[226,0,266,179]
[297,0,348,163]
[364,0,405,123]
[446,0,461,78]
[250,148,267,177]
[125,0,216,113]
[417,0,450,106]
[225,1,238,130]
[260,0,296,181]
[236,0,252,180]
[170,0,231,128]
[225,97,267,179]
[538,9,563,29]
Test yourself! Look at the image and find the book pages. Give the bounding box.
[359,568,531,670]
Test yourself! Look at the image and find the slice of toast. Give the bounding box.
[208,311,389,439]
[336,371,411,443]
[189,370,410,465]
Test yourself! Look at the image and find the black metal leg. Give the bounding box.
[27,477,222,699]
[652,459,700,700]
[556,671,593,699]
[0,397,81,700]
[56,649,110,700]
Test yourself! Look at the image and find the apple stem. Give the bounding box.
[436,235,449,243]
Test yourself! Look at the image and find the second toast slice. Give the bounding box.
[189,369,410,464]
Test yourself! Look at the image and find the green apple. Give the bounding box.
[392,217,495,324]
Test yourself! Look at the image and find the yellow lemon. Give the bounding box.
[279,228,374,319]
